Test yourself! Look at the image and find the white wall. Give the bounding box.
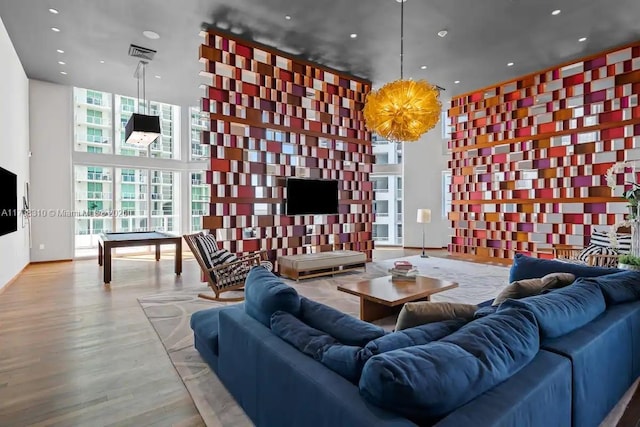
[0,16,30,288]
[29,80,74,261]
[403,126,450,249]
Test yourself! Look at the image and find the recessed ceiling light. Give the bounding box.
[420,65,427,70]
[154,75,161,79]
[284,15,292,20]
[58,61,65,65]
[396,0,407,3]
[350,33,358,39]
[60,71,67,75]
[56,49,64,54]
[100,60,105,64]
[454,80,460,84]
[507,62,514,67]
[551,9,561,15]
[143,30,160,40]
[578,37,587,42]
[49,8,59,14]
[51,27,60,32]
[437,29,448,38]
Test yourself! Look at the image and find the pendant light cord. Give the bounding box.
[135,60,149,114]
[400,0,404,79]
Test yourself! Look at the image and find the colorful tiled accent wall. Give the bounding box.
[448,42,640,259]
[199,29,374,261]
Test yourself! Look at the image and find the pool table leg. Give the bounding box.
[104,243,112,284]
[98,242,103,266]
[155,244,161,261]
[175,239,182,275]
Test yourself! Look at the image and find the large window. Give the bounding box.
[74,165,114,256]
[151,170,178,232]
[191,107,210,160]
[73,89,180,159]
[442,171,452,219]
[74,88,113,154]
[116,168,148,233]
[72,87,203,257]
[190,172,210,232]
[372,136,403,245]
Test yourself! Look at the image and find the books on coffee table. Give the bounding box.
[388,261,419,280]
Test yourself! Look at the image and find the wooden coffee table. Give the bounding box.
[337,275,459,322]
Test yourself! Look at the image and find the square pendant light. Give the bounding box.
[124,113,161,146]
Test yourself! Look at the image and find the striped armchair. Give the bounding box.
[183,232,268,301]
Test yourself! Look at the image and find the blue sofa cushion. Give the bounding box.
[298,297,385,346]
[509,253,620,282]
[586,270,640,305]
[473,305,497,319]
[499,279,606,339]
[271,310,364,382]
[359,308,539,421]
[245,267,300,327]
[364,318,466,356]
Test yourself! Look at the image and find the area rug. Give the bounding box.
[138,255,510,426]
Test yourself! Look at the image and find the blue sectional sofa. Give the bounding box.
[190,257,640,427]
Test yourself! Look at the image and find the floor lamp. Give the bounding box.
[416,209,431,258]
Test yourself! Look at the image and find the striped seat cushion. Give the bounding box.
[194,234,219,269]
[578,244,619,267]
[210,248,250,288]
[211,248,239,267]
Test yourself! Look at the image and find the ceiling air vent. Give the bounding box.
[128,44,157,61]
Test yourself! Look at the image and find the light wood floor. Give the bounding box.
[0,255,206,426]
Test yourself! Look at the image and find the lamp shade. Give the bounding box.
[124,113,161,146]
[416,208,432,224]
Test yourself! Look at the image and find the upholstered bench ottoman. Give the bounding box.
[277,250,366,281]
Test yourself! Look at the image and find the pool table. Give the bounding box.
[98,231,182,283]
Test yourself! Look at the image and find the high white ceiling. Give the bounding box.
[1,0,639,107]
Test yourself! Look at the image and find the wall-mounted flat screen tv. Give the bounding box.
[0,166,18,237]
[286,178,339,215]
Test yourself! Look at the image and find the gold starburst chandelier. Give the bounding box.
[363,0,442,142]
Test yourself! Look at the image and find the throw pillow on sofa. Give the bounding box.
[244,267,301,327]
[498,278,606,339]
[509,253,620,282]
[577,244,619,267]
[298,297,385,346]
[492,272,576,306]
[359,307,539,422]
[394,302,477,331]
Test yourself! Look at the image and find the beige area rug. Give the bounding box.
[137,253,640,427]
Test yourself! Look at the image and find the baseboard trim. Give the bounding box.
[0,263,29,295]
[448,253,512,266]
[29,259,73,264]
[402,246,448,250]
